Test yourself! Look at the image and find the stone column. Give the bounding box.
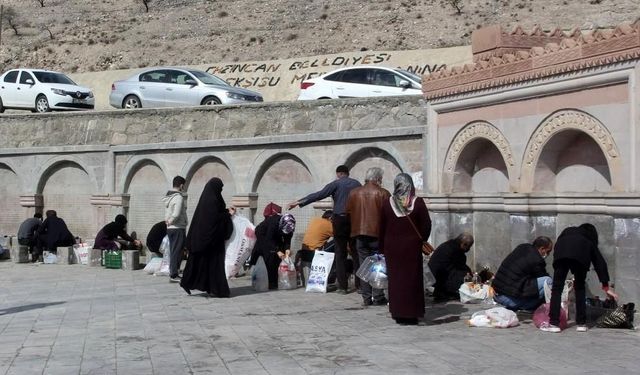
[19,194,43,217]
[231,193,258,222]
[90,194,130,237]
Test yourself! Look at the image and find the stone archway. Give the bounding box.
[442,121,516,193]
[0,164,22,234]
[520,110,621,192]
[344,146,404,192]
[39,161,94,239]
[185,156,235,220]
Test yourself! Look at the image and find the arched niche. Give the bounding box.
[40,161,94,239]
[521,110,621,192]
[452,139,510,193]
[443,121,515,193]
[253,153,315,248]
[125,161,167,244]
[533,130,611,192]
[186,157,235,220]
[344,146,403,192]
[0,164,22,234]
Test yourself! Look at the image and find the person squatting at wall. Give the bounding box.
[17,212,43,263]
[93,214,141,251]
[289,165,361,294]
[492,236,554,311]
[428,232,474,303]
[36,210,75,259]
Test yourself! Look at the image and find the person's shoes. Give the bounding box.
[373,297,388,306]
[336,289,348,295]
[576,325,588,332]
[326,284,338,293]
[170,276,181,283]
[362,299,373,307]
[539,323,561,333]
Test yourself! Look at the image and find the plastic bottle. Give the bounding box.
[471,272,481,285]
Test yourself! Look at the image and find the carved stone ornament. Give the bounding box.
[444,121,515,174]
[523,110,619,167]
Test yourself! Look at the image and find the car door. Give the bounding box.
[369,69,421,97]
[163,70,199,107]
[333,68,371,98]
[15,71,39,107]
[0,70,20,107]
[137,70,168,108]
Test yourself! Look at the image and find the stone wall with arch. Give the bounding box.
[0,164,22,235]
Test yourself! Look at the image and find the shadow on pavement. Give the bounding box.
[423,302,469,326]
[0,301,66,316]
[231,285,263,297]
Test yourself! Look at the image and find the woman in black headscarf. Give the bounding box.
[180,178,233,297]
[379,173,431,325]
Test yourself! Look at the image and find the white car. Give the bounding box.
[297,66,423,100]
[0,69,94,113]
[109,67,264,109]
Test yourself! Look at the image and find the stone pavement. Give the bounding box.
[0,261,637,375]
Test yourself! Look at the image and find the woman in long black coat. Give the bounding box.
[180,178,233,297]
[379,173,431,325]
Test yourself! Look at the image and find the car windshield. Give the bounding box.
[33,71,76,85]
[394,69,422,83]
[188,70,229,86]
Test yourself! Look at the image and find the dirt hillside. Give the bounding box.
[0,0,638,73]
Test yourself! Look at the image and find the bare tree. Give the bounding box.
[35,0,46,7]
[40,23,54,39]
[141,0,152,13]
[448,0,464,14]
[2,7,20,36]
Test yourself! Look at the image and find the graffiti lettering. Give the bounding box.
[206,63,281,75]
[288,53,392,71]
[403,64,447,75]
[226,76,281,88]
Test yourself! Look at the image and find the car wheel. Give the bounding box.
[123,95,142,109]
[0,97,4,113]
[35,95,51,113]
[201,96,221,106]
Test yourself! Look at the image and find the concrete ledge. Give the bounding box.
[122,250,140,271]
[56,247,77,265]
[11,240,30,263]
[88,249,103,267]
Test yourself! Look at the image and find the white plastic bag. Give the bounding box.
[144,257,163,274]
[305,250,335,293]
[459,282,491,303]
[423,256,436,291]
[43,251,57,264]
[154,237,171,276]
[278,256,297,290]
[73,244,91,265]
[225,216,257,279]
[159,235,170,255]
[468,307,519,328]
[251,257,269,292]
[544,279,573,304]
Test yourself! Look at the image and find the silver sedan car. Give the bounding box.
[109,67,263,109]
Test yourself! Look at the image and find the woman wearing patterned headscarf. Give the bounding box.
[250,203,295,289]
[379,173,432,325]
[180,178,233,297]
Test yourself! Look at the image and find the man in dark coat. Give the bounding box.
[17,212,43,262]
[428,233,474,302]
[542,223,617,333]
[36,210,75,256]
[493,236,553,311]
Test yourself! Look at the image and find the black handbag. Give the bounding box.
[595,303,635,329]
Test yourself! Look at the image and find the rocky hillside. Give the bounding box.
[0,0,638,73]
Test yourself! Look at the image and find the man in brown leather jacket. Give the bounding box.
[346,167,391,306]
